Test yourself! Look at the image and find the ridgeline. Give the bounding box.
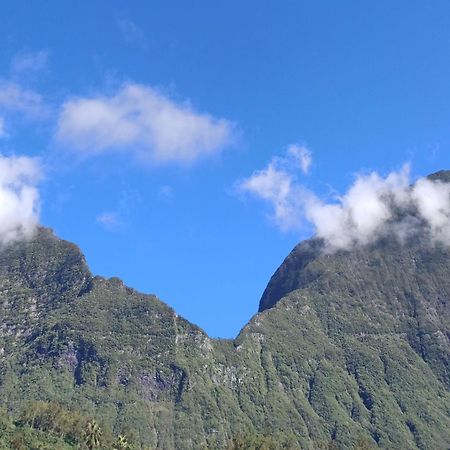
[1,174,450,449]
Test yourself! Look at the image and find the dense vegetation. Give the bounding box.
[0,401,146,449]
[0,405,376,450]
[0,172,450,449]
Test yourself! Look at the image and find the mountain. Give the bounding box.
[1,174,450,449]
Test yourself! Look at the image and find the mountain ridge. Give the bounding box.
[1,173,450,449]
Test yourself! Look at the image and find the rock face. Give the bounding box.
[1,198,450,448]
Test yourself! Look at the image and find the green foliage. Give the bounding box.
[353,437,377,449]
[228,432,299,449]
[0,227,449,449]
[114,434,131,450]
[19,400,86,442]
[85,419,102,449]
[0,420,77,450]
[0,405,137,450]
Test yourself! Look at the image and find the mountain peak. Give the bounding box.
[427,169,450,182]
[1,225,450,448]
[0,226,92,307]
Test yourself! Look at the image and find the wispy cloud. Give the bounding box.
[96,211,123,232]
[0,155,41,245]
[236,147,310,231]
[56,83,235,165]
[0,117,6,138]
[10,50,49,74]
[288,144,312,175]
[238,159,302,231]
[0,52,50,134]
[158,185,173,199]
[96,189,141,232]
[238,149,450,251]
[0,81,48,119]
[117,19,146,46]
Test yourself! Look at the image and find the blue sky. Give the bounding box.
[1,1,450,337]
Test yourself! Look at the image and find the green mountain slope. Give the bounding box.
[1,177,450,449]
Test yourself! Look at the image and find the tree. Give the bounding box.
[85,419,102,450]
[114,434,130,450]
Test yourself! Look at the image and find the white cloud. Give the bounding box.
[0,81,47,119]
[305,166,412,250]
[0,155,41,245]
[411,178,450,243]
[11,50,48,73]
[239,149,450,251]
[0,117,6,138]
[56,83,235,165]
[288,144,312,174]
[238,160,303,231]
[237,147,312,230]
[96,211,122,232]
